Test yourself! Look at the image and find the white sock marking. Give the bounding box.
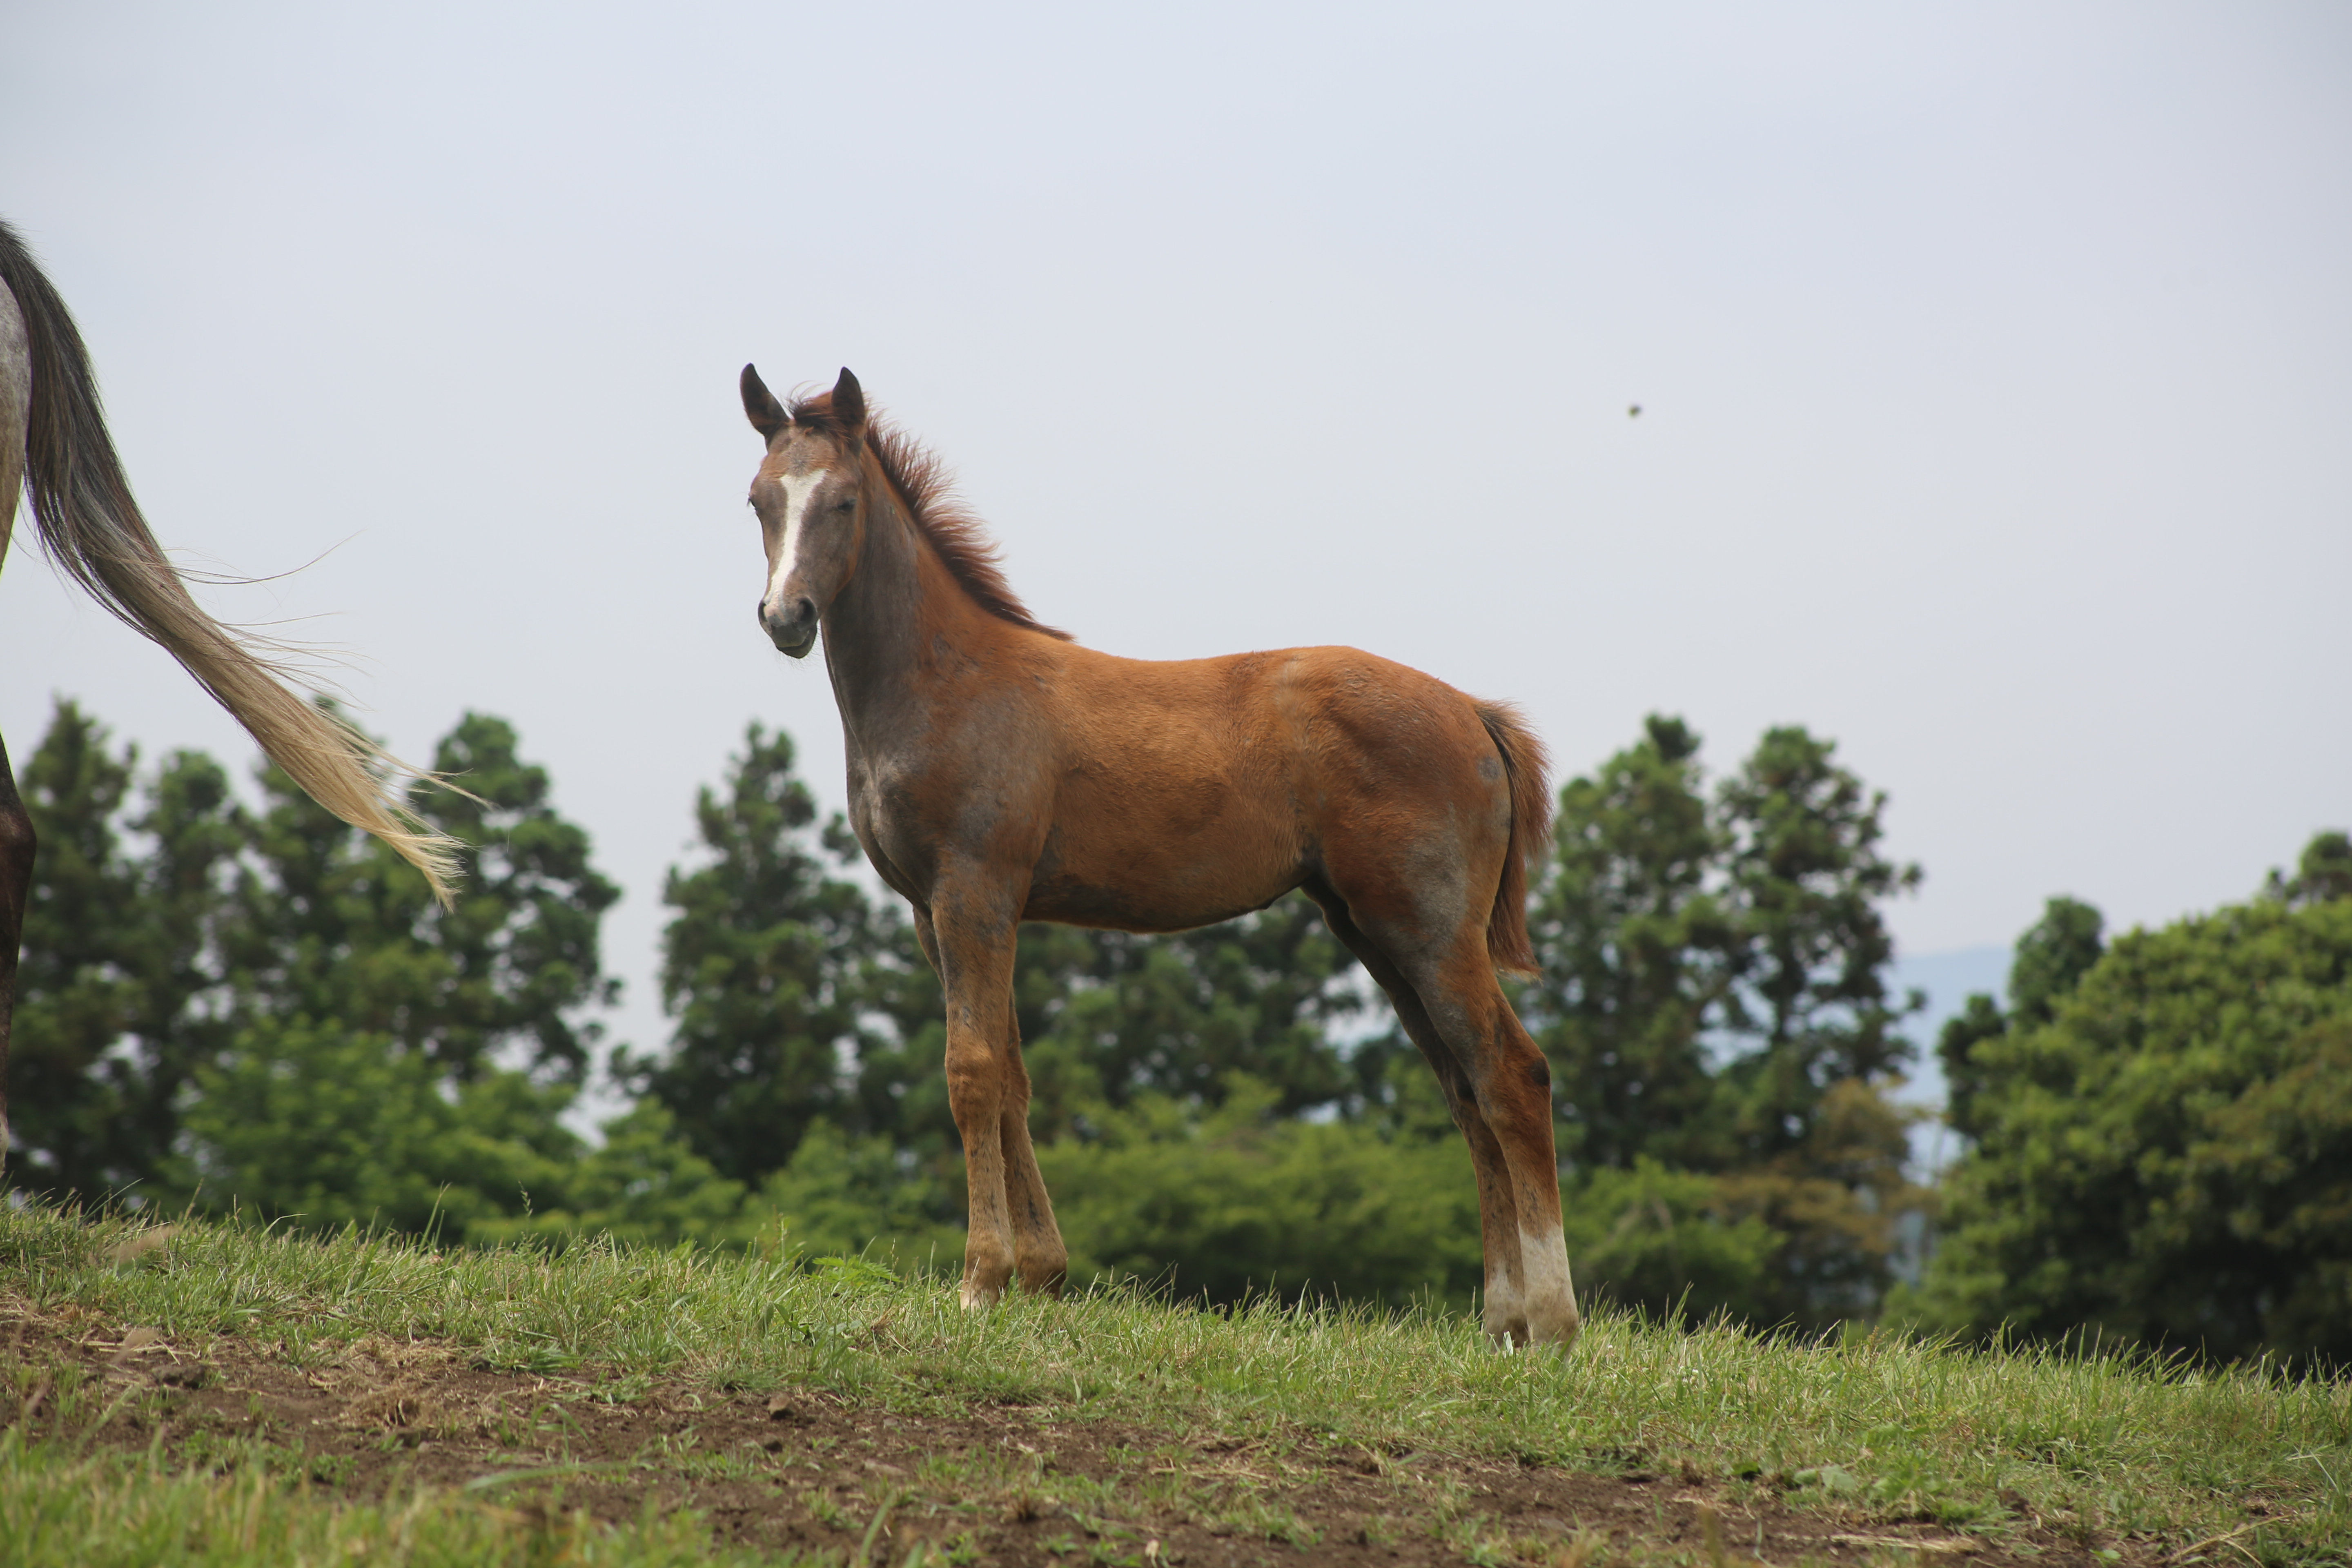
[1517,1222,1580,1340]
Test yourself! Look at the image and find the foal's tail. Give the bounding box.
[0,221,461,906]
[1473,698,1552,976]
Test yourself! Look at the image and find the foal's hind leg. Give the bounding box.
[0,735,35,1169]
[1400,945,1579,1348]
[1303,883,1548,1347]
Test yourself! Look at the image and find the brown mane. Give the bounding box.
[791,390,1071,641]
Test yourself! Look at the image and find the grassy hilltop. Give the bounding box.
[2,1206,2345,1567]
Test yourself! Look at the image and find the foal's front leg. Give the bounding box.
[929,892,1026,1308]
[913,905,1067,1303]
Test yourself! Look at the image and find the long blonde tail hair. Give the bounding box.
[2,220,461,904]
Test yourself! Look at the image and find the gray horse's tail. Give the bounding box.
[0,220,460,905]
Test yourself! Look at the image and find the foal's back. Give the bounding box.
[1021,639,1515,936]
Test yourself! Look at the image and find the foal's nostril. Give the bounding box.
[759,594,819,653]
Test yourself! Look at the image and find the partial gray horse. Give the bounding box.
[0,218,459,1168]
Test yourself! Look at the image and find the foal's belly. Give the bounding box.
[1018,807,1305,934]
[1020,871,1299,934]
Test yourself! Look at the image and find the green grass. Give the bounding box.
[3,1203,2346,1565]
[0,1435,793,1567]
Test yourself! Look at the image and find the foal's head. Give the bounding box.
[741,363,871,658]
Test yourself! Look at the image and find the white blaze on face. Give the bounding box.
[762,468,831,618]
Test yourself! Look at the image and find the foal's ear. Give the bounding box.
[831,367,866,434]
[741,364,790,441]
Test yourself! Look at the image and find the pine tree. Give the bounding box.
[1712,725,1921,1147]
[11,702,145,1200]
[10,700,622,1213]
[1510,716,1927,1324]
[625,724,886,1184]
[1939,896,2104,1142]
[9,703,246,1203]
[176,712,628,1232]
[1520,715,1734,1170]
[2266,830,2352,909]
[226,710,619,1081]
[1706,725,1924,1320]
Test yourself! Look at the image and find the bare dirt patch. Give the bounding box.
[1,1293,2144,1566]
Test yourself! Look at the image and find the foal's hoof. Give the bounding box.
[1489,1313,1582,1353]
[1523,1311,1584,1353]
[1018,1258,1070,1300]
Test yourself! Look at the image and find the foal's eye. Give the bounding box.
[834,499,856,514]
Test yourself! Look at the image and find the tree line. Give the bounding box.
[9,699,2346,1367]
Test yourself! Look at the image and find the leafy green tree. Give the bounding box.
[1711,725,1921,1158]
[1898,841,2352,1368]
[10,701,623,1219]
[1018,895,1368,1143]
[9,703,246,1203]
[2008,896,2105,1029]
[623,724,888,1185]
[227,710,619,1082]
[1938,897,2103,1141]
[1035,1080,1778,1318]
[174,1017,581,1236]
[1563,1160,1785,1325]
[1935,993,2008,1145]
[1704,726,1925,1323]
[1507,717,1925,1324]
[1708,1076,1921,1324]
[748,1077,1785,1319]
[471,1101,751,1250]
[174,1018,749,1247]
[1038,1077,1483,1309]
[746,1118,967,1267]
[2267,830,2352,908]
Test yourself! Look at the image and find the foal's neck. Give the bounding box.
[820,456,990,748]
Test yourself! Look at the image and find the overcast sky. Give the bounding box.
[5,2,2347,1093]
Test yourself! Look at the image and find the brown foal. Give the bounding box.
[741,366,1580,1348]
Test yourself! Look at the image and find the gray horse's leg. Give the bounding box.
[2,282,24,1170]
[0,735,34,1169]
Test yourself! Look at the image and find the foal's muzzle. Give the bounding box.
[761,595,819,658]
